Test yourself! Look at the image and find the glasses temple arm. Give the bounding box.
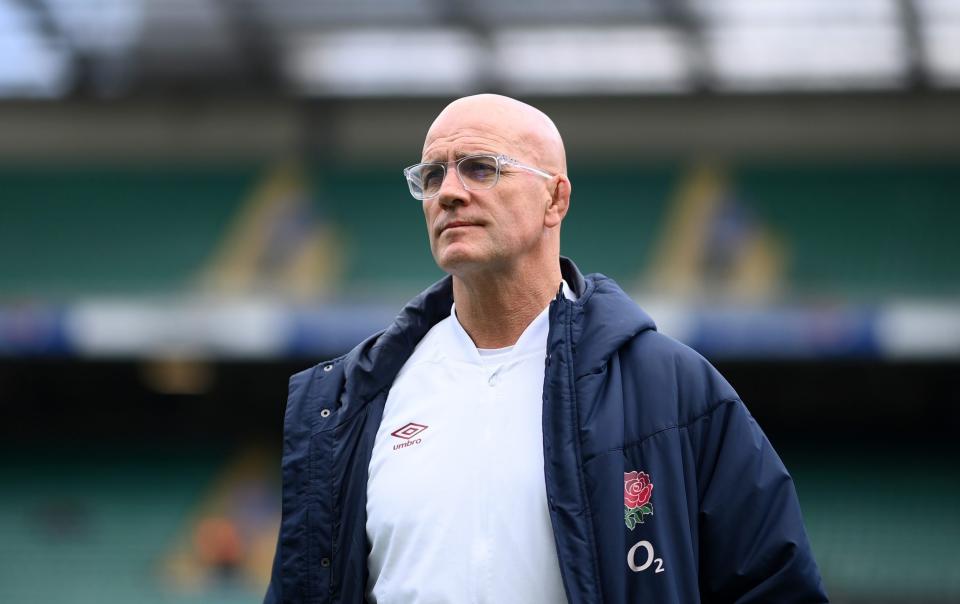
[501,157,554,179]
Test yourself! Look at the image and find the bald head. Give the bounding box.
[423,94,567,174]
[417,93,572,293]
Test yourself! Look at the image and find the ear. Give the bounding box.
[544,174,571,229]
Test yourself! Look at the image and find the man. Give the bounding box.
[265,94,827,603]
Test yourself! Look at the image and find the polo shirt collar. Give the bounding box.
[447,280,577,365]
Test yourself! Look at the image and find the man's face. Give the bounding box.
[420,108,553,275]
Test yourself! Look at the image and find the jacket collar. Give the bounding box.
[341,257,656,404]
[343,273,453,405]
[559,267,657,378]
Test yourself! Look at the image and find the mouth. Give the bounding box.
[439,220,479,235]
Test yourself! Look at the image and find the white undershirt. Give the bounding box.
[366,282,575,604]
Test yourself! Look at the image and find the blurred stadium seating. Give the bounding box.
[1,1,959,603]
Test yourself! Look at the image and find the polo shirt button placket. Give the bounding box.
[488,365,505,387]
[480,362,501,599]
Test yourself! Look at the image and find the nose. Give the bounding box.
[437,164,468,210]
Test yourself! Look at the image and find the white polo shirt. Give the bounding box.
[366,283,576,604]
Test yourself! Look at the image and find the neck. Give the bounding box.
[451,257,562,349]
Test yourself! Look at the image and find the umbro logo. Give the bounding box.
[391,422,428,451]
[391,422,428,439]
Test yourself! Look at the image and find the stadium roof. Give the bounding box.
[1,0,959,98]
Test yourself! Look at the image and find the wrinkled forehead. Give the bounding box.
[421,107,539,162]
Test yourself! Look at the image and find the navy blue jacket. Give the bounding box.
[265,258,827,603]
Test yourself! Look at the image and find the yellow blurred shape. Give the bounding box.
[647,162,785,301]
[198,160,342,300]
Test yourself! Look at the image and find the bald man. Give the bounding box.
[265,95,827,604]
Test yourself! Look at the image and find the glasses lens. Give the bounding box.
[457,156,499,190]
[405,171,423,199]
[406,163,445,199]
[420,164,446,199]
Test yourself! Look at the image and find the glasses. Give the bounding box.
[403,154,553,200]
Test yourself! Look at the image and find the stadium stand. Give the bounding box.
[0,165,260,297]
[2,162,958,300]
[2,446,957,604]
[0,449,238,604]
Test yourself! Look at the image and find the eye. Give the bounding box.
[460,157,498,183]
[421,165,445,189]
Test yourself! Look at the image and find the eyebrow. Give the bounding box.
[422,150,494,163]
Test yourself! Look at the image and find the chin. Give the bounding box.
[435,244,488,274]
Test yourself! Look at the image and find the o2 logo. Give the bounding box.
[627,540,665,574]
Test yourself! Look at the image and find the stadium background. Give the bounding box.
[1,1,959,602]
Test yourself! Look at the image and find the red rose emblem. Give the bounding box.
[624,471,653,510]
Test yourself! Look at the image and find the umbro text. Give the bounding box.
[393,438,422,451]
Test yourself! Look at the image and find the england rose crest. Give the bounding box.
[624,470,654,530]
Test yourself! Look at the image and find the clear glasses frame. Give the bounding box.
[402,154,553,200]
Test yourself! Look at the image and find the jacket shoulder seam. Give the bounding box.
[591,398,740,460]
